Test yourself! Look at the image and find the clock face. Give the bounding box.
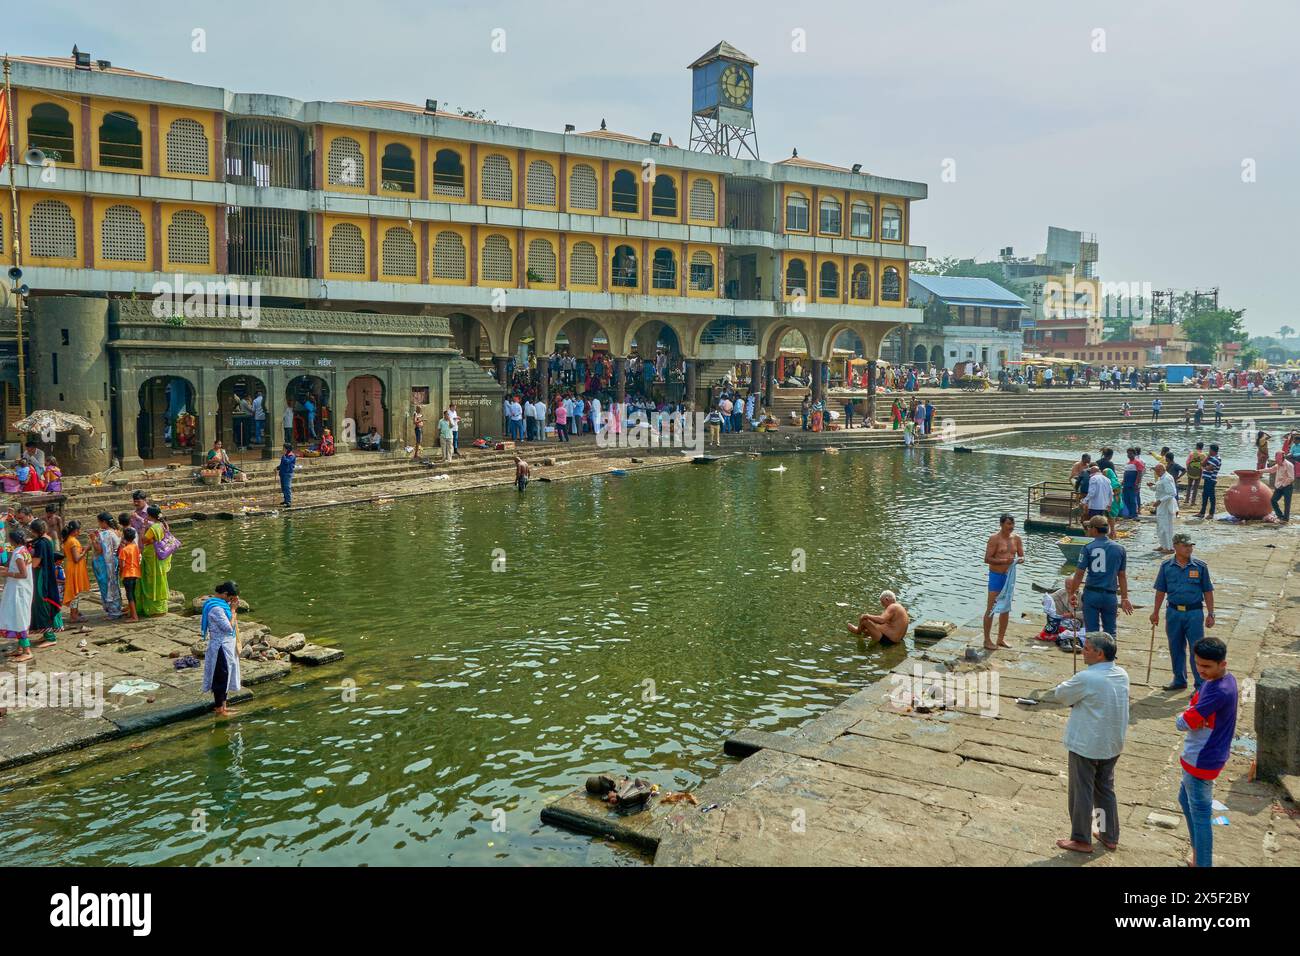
[720,64,752,107]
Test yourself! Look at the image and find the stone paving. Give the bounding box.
[0,590,340,772]
[546,525,1300,866]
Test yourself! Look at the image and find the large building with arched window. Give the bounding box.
[1,45,927,470]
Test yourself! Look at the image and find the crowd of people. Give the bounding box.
[0,490,178,662]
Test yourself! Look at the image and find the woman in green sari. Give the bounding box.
[138,505,173,617]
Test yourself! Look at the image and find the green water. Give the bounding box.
[0,423,1266,865]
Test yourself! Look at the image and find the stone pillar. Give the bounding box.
[537,359,549,406]
[867,359,878,427]
[685,359,697,409]
[763,360,773,407]
[494,356,510,431]
[30,297,113,474]
[1257,668,1300,782]
[811,360,824,404]
[750,359,761,395]
[614,357,627,404]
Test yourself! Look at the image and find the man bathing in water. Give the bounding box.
[983,513,1025,649]
[848,590,910,645]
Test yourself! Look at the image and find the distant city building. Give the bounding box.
[898,274,1027,373]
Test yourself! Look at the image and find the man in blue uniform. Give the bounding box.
[1065,515,1133,640]
[1150,533,1216,691]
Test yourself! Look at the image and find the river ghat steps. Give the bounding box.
[542,531,1300,866]
[0,591,342,773]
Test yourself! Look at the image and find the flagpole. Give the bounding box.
[3,55,26,424]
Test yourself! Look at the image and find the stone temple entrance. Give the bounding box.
[286,375,331,445]
[136,376,195,463]
[346,375,387,448]
[217,374,268,457]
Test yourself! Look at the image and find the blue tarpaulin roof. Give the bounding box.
[908,274,1027,309]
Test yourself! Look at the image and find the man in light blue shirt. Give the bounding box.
[1032,633,1129,855]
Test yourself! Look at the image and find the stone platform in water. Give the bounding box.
[542,531,1300,867]
[0,591,338,773]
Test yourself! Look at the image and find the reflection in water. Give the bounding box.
[0,424,1270,865]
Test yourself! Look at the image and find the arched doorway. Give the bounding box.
[216,374,267,457]
[930,345,945,369]
[912,344,928,364]
[346,375,387,450]
[285,374,331,445]
[136,376,196,462]
[833,328,868,389]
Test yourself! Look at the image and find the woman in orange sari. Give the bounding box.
[60,521,90,624]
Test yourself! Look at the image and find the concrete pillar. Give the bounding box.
[1257,668,1300,782]
[494,355,510,431]
[30,296,112,474]
[811,360,824,404]
[614,357,627,404]
[867,359,878,426]
[685,359,697,409]
[763,360,774,407]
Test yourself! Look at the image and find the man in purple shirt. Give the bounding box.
[1174,637,1237,867]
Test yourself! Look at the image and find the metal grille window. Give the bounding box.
[433,149,465,197]
[226,207,307,277]
[689,178,715,222]
[27,103,74,164]
[611,170,638,213]
[569,164,598,210]
[785,193,809,232]
[819,261,839,299]
[570,241,598,285]
[527,238,557,283]
[819,199,842,236]
[481,154,513,202]
[526,161,557,206]
[101,204,146,262]
[851,265,871,300]
[382,226,418,276]
[328,222,366,275]
[99,111,143,170]
[851,202,872,239]
[651,175,677,218]
[432,230,467,279]
[611,245,637,288]
[381,143,416,193]
[328,136,365,187]
[882,205,902,241]
[225,119,304,189]
[167,209,210,265]
[785,259,808,296]
[882,267,902,301]
[166,118,210,175]
[652,248,676,289]
[689,251,714,291]
[481,234,513,282]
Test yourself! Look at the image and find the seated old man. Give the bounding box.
[848,590,911,646]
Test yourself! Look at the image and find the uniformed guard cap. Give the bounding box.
[1173,533,1194,545]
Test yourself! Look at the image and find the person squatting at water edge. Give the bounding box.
[847,590,910,646]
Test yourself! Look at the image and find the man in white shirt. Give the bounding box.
[1032,633,1129,854]
[532,399,547,440]
[506,397,524,442]
[252,392,266,446]
[590,396,602,436]
[1084,465,1115,538]
[448,403,459,455]
[283,404,295,446]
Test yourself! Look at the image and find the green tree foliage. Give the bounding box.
[1181,307,1248,365]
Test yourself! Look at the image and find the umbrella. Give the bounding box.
[14,410,96,437]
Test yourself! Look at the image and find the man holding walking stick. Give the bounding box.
[1064,515,1134,645]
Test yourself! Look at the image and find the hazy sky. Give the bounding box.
[11,0,1298,334]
